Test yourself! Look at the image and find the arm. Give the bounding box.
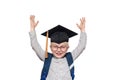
[71,32,87,60]
[29,15,45,61]
[71,17,87,60]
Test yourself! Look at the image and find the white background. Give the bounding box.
[0,0,120,80]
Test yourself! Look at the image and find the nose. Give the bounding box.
[57,47,61,51]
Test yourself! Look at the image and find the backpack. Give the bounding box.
[40,52,75,80]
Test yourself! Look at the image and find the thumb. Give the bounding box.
[76,23,80,29]
[35,21,39,27]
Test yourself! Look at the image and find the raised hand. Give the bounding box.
[30,15,39,31]
[76,17,86,32]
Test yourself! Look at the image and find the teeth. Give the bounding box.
[57,53,61,55]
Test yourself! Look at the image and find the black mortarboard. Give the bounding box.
[41,25,78,44]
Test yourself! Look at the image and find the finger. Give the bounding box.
[83,17,86,22]
[30,15,35,20]
[31,16,35,23]
[80,18,83,24]
[76,23,80,28]
[83,17,85,21]
[84,17,86,22]
[81,17,85,24]
[35,21,39,27]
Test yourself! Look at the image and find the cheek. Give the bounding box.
[61,48,68,55]
[51,48,56,54]
[62,50,67,53]
[52,50,56,54]
[63,48,68,53]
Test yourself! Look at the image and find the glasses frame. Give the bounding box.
[51,44,69,51]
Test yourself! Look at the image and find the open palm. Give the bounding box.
[76,17,86,32]
[30,15,39,31]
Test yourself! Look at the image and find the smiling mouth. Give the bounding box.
[56,53,62,56]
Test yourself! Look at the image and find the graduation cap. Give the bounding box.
[41,25,78,58]
[41,25,78,43]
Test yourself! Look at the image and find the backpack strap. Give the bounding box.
[66,52,75,80]
[40,53,53,80]
[40,52,74,80]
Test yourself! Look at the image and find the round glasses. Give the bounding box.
[51,45,68,51]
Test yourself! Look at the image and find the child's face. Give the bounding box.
[50,42,69,58]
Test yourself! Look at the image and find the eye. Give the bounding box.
[52,45,57,48]
[61,46,66,48]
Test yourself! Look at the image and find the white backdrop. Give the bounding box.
[0,0,120,80]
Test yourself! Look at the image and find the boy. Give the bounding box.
[29,15,87,80]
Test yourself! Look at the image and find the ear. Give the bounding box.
[66,45,69,50]
[67,46,69,49]
[50,44,52,48]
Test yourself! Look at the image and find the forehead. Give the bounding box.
[51,42,68,46]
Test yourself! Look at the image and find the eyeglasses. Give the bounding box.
[51,45,68,51]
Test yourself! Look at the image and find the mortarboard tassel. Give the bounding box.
[45,31,49,58]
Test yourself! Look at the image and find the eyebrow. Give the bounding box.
[51,43,68,46]
[51,42,68,46]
